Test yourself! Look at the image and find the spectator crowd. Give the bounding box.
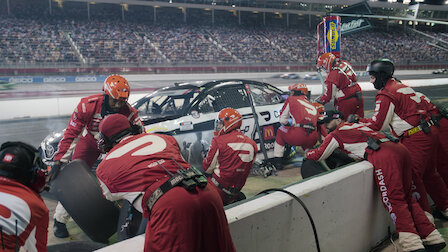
[0,0,447,67]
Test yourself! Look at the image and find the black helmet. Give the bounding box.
[366,59,395,90]
[0,142,48,192]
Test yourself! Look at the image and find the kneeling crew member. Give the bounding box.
[306,110,445,252]
[203,108,257,206]
[96,114,235,252]
[273,83,319,169]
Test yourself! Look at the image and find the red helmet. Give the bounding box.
[103,75,130,101]
[215,108,242,136]
[288,83,308,96]
[317,52,336,72]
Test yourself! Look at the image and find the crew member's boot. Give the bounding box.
[398,232,425,252]
[422,229,446,252]
[53,219,69,238]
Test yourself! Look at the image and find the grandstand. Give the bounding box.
[0,0,447,75]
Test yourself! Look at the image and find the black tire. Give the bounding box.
[50,159,120,243]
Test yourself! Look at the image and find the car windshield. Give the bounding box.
[134,87,200,117]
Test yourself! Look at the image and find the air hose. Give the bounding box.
[257,188,321,252]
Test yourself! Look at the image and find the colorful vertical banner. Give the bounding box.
[324,16,341,60]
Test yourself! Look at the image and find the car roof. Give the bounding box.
[161,79,271,91]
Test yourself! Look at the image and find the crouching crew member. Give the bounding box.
[203,108,257,206]
[96,114,235,252]
[0,142,49,252]
[273,83,319,169]
[306,110,446,252]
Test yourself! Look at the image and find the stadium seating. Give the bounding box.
[0,1,447,67]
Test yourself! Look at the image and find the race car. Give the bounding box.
[39,79,288,170]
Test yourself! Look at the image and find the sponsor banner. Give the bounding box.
[324,16,341,58]
[336,2,373,35]
[0,75,107,84]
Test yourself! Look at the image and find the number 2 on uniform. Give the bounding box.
[106,135,167,160]
[227,143,255,162]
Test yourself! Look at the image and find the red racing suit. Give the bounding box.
[306,123,436,238]
[202,129,257,205]
[417,92,448,188]
[359,78,448,212]
[274,95,318,157]
[54,93,142,168]
[319,61,364,118]
[0,177,49,252]
[96,133,235,252]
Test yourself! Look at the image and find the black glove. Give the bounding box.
[49,160,65,182]
[347,114,361,123]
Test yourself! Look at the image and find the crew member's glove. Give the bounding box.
[347,114,361,123]
[49,160,65,182]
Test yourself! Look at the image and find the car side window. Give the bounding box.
[195,86,250,114]
[248,84,283,106]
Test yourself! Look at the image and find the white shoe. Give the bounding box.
[422,229,446,251]
[425,211,435,225]
[398,232,425,252]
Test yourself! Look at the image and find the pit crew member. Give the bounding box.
[96,114,235,252]
[50,74,143,238]
[202,108,257,206]
[273,83,319,169]
[0,142,49,252]
[316,52,364,118]
[359,59,448,218]
[306,111,445,252]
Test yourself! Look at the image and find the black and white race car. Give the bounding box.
[40,79,288,170]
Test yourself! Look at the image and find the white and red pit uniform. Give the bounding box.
[306,123,436,239]
[202,129,257,205]
[96,133,235,252]
[416,92,448,188]
[0,177,49,252]
[54,93,142,168]
[320,61,364,118]
[359,79,448,213]
[274,95,318,157]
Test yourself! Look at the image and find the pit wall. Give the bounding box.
[96,161,395,252]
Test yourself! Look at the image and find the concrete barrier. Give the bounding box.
[96,161,395,252]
